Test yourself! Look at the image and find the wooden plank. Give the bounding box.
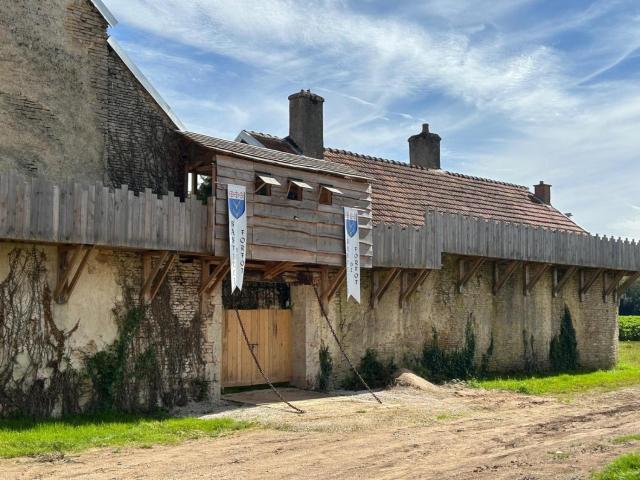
[399,269,430,308]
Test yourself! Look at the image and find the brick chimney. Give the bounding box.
[408,123,441,169]
[534,181,551,205]
[288,90,324,159]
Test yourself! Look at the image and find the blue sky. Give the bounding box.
[102,0,640,238]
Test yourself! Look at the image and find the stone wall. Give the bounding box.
[291,254,618,388]
[0,0,183,193]
[0,242,220,416]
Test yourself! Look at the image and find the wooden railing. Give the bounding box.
[374,210,640,271]
[0,172,214,253]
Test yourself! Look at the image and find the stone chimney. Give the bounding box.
[534,181,551,205]
[408,123,441,169]
[288,90,324,159]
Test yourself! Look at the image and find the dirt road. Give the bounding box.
[3,385,640,479]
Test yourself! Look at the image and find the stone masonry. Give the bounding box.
[0,0,183,193]
[291,254,618,389]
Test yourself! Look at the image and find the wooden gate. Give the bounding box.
[222,309,292,387]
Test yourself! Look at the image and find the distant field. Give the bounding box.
[469,341,640,396]
[620,315,640,341]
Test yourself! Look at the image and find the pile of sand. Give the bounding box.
[392,369,445,396]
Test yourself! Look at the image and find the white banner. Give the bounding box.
[344,207,361,303]
[227,184,247,292]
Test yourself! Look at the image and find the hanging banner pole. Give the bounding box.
[344,207,361,303]
[227,184,247,292]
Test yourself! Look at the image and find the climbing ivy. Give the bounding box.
[549,306,579,372]
[317,342,333,392]
[0,247,81,418]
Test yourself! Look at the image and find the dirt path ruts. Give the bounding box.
[3,386,640,479]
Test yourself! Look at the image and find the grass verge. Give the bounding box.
[0,413,251,459]
[592,453,640,479]
[468,341,640,396]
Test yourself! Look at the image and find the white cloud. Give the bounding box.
[102,0,640,237]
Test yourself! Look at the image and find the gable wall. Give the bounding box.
[0,0,183,193]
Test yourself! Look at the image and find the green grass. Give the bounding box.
[592,453,640,479]
[0,413,251,459]
[468,341,640,396]
[613,434,640,445]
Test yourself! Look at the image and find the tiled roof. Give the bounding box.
[247,131,299,154]
[324,148,585,232]
[180,132,369,180]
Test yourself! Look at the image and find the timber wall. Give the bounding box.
[214,154,373,267]
[374,210,640,271]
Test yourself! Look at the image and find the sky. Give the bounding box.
[102,0,640,238]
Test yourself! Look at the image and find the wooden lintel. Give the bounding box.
[141,251,177,303]
[603,270,625,301]
[199,258,230,296]
[553,266,576,297]
[399,269,430,308]
[524,263,551,296]
[263,261,295,280]
[55,245,94,304]
[371,268,401,306]
[492,261,519,296]
[580,268,604,301]
[457,257,485,293]
[616,271,640,297]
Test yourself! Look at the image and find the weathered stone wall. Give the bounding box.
[0,242,220,416]
[0,0,183,193]
[292,255,618,388]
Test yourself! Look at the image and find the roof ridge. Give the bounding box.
[325,147,528,190]
[248,130,284,140]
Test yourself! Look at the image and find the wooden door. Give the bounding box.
[222,309,292,387]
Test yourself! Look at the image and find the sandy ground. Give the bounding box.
[3,384,640,479]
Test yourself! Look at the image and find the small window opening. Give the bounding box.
[255,174,280,196]
[319,185,342,205]
[287,179,312,201]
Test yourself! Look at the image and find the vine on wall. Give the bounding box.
[85,260,207,413]
[0,248,81,417]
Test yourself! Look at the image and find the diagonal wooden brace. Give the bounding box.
[55,245,94,304]
[616,271,640,297]
[399,269,430,308]
[371,267,401,307]
[319,266,346,311]
[458,257,485,293]
[493,261,519,296]
[263,261,295,280]
[553,266,576,297]
[579,268,604,302]
[603,270,625,302]
[199,258,230,296]
[524,263,551,296]
[140,251,178,303]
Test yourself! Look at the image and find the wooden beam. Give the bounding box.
[616,271,640,297]
[371,268,401,306]
[199,258,230,296]
[492,261,519,296]
[553,266,576,297]
[603,270,625,301]
[319,266,346,311]
[580,268,604,302]
[263,261,295,280]
[457,257,485,293]
[140,251,177,303]
[399,269,430,308]
[524,263,551,296]
[55,245,93,304]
